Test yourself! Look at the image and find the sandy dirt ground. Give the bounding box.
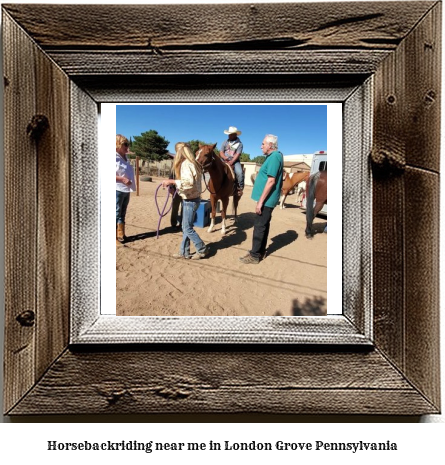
[116,177,327,317]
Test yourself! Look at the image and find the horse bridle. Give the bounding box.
[198,150,215,172]
[197,149,226,196]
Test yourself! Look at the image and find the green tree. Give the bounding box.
[127,137,136,159]
[252,155,266,165]
[132,130,169,161]
[240,153,251,162]
[187,140,218,156]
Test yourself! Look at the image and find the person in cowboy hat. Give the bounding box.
[220,126,245,195]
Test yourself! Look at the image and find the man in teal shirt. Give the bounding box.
[240,134,284,264]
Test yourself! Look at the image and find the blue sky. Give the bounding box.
[116,104,327,157]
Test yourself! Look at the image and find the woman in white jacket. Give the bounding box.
[116,134,135,244]
[162,142,208,260]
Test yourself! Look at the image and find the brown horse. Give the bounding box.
[305,170,327,238]
[195,143,239,235]
[279,171,309,209]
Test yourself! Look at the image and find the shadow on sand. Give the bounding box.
[291,296,327,316]
[265,229,298,257]
[273,297,326,317]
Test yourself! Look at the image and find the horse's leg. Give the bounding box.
[279,193,287,209]
[207,195,217,233]
[306,200,325,238]
[232,194,239,225]
[313,200,324,218]
[220,197,229,235]
[305,218,314,238]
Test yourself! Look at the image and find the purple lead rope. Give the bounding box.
[155,184,176,239]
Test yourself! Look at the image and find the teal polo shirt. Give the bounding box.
[251,150,284,208]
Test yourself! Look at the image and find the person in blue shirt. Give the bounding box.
[240,134,284,264]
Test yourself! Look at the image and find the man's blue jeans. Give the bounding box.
[232,160,244,190]
[116,190,130,224]
[180,199,206,257]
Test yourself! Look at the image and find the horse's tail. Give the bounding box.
[306,171,320,227]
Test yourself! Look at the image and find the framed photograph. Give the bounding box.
[109,102,336,320]
[3,2,440,415]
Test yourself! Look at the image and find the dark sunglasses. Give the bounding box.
[122,142,129,147]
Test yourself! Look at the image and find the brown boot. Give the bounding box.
[117,223,125,243]
[116,225,122,246]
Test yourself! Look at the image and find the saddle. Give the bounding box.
[219,155,242,196]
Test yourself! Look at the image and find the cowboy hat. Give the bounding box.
[223,126,242,135]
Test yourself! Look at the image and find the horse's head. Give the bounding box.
[196,143,217,171]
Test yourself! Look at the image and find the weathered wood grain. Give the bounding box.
[35,37,71,382]
[372,2,441,412]
[73,75,364,103]
[2,2,435,50]
[404,2,441,172]
[372,173,405,366]
[70,83,99,338]
[8,349,438,415]
[47,50,390,76]
[404,168,440,408]
[2,2,441,416]
[342,80,372,335]
[3,13,38,414]
[373,40,406,369]
[3,10,72,413]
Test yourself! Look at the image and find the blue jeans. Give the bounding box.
[232,160,244,190]
[180,199,206,257]
[116,190,130,224]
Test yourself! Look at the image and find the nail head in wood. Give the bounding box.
[16,310,35,327]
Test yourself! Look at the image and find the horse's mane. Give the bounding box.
[203,145,234,181]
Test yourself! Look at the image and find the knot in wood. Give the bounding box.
[370,149,405,176]
[105,390,127,405]
[424,90,436,105]
[154,386,191,400]
[27,114,49,140]
[16,310,35,327]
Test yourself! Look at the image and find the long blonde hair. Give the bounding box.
[116,134,129,151]
[174,142,202,180]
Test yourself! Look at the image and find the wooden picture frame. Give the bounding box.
[2,2,441,415]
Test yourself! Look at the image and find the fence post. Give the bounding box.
[136,156,140,196]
